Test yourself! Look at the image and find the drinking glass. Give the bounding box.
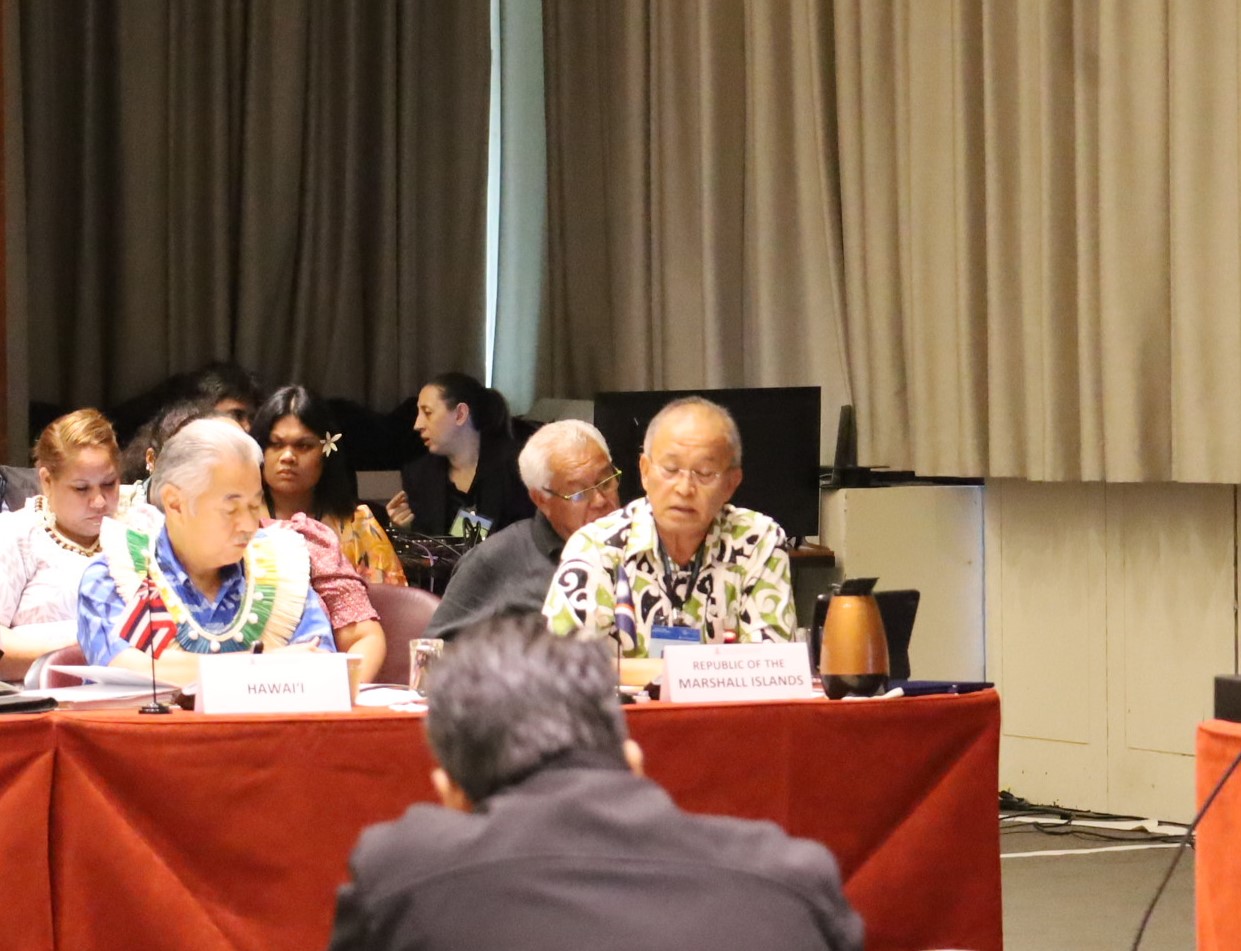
[409,638,445,697]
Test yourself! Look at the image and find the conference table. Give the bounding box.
[1195,718,1241,950]
[4,691,1001,951]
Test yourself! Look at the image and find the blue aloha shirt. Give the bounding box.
[77,525,333,666]
[542,498,795,657]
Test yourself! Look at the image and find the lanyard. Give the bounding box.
[658,542,705,624]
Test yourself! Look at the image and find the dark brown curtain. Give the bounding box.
[0,4,7,461]
[9,0,490,414]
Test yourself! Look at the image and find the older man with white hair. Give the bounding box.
[544,396,795,660]
[77,417,333,686]
[423,420,620,640]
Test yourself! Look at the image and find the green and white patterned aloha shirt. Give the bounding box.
[542,497,795,657]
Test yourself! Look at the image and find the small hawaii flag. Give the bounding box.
[117,578,178,659]
[614,563,638,654]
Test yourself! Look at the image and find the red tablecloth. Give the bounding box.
[3,692,1000,951]
[1196,718,1241,950]
[51,711,437,951]
[0,715,55,950]
[629,693,1002,951]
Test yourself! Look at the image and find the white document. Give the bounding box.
[50,665,177,689]
[354,685,419,707]
[23,683,179,710]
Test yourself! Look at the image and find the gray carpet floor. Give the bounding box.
[1001,824,1194,950]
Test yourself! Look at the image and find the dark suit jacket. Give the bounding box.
[423,513,563,640]
[397,435,533,537]
[327,761,863,951]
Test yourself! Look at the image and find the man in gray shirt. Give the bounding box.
[424,419,620,639]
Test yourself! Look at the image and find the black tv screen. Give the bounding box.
[592,386,822,540]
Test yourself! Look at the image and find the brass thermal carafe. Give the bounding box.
[819,577,889,699]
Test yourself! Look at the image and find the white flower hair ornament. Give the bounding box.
[321,432,342,457]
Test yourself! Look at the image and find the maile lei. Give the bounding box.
[99,519,309,656]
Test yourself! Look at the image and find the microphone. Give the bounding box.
[138,595,172,715]
[610,628,640,704]
[611,629,627,698]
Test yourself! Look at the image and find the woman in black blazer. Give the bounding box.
[386,373,533,538]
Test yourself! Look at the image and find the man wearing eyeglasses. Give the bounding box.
[544,396,795,661]
[424,420,621,640]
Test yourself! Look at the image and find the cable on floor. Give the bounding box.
[1129,743,1241,950]
[998,792,1190,847]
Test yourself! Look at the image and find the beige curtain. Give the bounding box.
[834,1,990,476]
[541,0,852,453]
[837,0,1241,481]
[546,0,1241,482]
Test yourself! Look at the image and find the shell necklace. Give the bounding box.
[144,541,279,654]
[36,495,100,557]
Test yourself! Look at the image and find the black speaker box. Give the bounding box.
[1214,675,1241,723]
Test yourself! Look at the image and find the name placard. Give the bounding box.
[197,653,352,715]
[662,642,816,703]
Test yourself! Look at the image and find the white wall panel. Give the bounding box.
[1104,483,1234,820]
[986,480,1109,811]
[821,479,1235,822]
[988,480,1237,823]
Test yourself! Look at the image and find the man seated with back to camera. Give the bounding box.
[77,418,333,686]
[327,612,862,951]
[543,396,795,679]
[423,419,621,640]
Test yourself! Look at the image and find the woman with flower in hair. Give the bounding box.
[0,408,121,679]
[251,385,406,587]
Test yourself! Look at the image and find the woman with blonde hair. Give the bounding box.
[0,408,121,679]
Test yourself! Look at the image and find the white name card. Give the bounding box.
[197,653,352,715]
[662,642,817,703]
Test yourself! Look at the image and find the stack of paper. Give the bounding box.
[22,665,179,710]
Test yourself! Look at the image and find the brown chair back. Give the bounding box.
[24,644,88,690]
[365,582,441,686]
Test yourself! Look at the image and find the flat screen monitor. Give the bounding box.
[592,386,822,540]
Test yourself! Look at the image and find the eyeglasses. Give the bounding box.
[544,467,622,504]
[651,460,731,487]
